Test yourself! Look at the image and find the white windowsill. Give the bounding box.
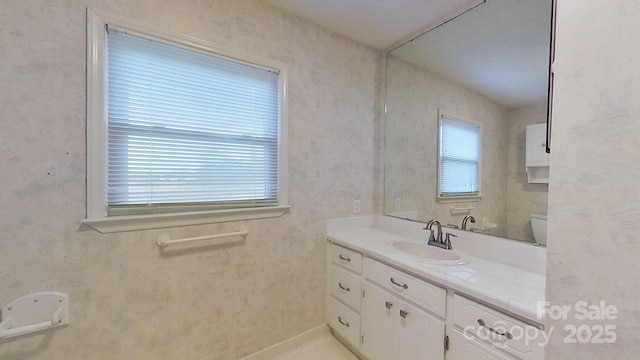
[82,205,291,233]
[436,196,481,204]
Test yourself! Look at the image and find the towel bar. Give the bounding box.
[156,229,248,248]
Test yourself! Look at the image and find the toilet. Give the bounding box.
[530,214,548,246]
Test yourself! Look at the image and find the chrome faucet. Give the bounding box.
[424,220,454,250]
[462,215,476,230]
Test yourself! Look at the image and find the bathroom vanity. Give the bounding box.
[326,216,546,360]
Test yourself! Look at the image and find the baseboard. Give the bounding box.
[240,324,331,360]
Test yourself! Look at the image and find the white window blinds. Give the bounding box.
[439,116,481,197]
[106,28,280,216]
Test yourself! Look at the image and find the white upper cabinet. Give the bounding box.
[525,123,550,183]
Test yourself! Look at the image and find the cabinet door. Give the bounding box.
[398,299,445,360]
[449,330,512,360]
[526,123,549,166]
[361,282,397,360]
[362,282,446,360]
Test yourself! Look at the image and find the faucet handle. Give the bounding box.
[444,233,457,250]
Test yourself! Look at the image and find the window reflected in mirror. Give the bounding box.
[438,113,481,200]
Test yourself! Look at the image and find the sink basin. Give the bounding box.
[390,241,468,266]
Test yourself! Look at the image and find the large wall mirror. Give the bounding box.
[384,0,554,243]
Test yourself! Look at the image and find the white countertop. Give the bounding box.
[327,216,546,325]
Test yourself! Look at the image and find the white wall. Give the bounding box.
[506,102,549,242]
[0,0,380,358]
[547,1,640,358]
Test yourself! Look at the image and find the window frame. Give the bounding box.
[84,9,289,233]
[436,110,482,203]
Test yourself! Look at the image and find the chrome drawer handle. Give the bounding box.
[400,309,409,318]
[477,319,513,340]
[338,317,350,327]
[390,277,408,289]
[338,254,351,262]
[338,282,350,292]
[385,301,393,309]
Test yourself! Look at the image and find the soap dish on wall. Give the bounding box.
[0,292,69,341]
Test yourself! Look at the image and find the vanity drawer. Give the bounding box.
[363,258,446,318]
[330,244,363,274]
[449,330,513,360]
[328,296,361,348]
[453,295,545,360]
[330,264,362,311]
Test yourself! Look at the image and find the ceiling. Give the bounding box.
[391,0,552,108]
[261,0,484,49]
[262,0,553,109]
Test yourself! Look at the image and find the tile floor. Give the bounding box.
[274,335,359,360]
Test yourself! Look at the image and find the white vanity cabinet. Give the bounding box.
[361,279,445,360]
[326,240,544,360]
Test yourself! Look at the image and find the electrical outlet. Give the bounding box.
[353,200,361,214]
[395,198,401,210]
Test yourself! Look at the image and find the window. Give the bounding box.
[85,10,288,232]
[437,112,481,200]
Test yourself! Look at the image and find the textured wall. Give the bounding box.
[0,0,379,358]
[384,56,510,237]
[546,1,640,358]
[506,102,549,242]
